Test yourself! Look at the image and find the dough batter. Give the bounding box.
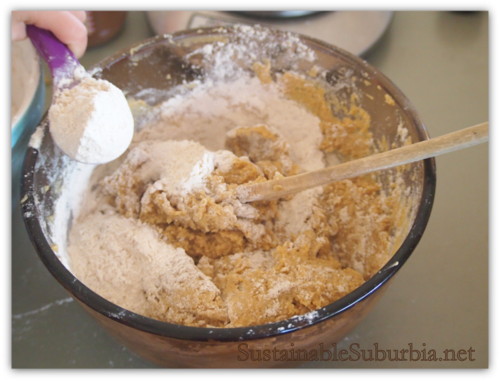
[68,67,406,328]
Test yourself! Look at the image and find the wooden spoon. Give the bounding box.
[236,122,488,203]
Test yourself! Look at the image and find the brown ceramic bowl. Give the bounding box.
[21,25,436,368]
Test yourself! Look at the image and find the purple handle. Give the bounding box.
[26,25,82,89]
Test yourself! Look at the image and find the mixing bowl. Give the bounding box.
[21,25,436,368]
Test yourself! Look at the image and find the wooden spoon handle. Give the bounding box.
[237,122,488,203]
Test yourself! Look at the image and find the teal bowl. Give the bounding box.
[11,74,45,148]
[11,40,46,204]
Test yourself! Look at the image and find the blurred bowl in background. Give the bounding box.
[145,11,393,56]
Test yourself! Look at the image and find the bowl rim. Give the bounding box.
[20,25,436,343]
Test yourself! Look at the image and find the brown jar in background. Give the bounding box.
[85,11,127,48]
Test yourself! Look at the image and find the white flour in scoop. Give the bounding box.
[49,77,134,164]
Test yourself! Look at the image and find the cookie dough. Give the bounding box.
[68,69,406,328]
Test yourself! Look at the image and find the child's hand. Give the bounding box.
[12,11,88,58]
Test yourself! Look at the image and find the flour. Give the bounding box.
[69,212,228,325]
[48,77,134,164]
[60,26,404,328]
[136,75,325,237]
[182,151,216,193]
[67,57,333,327]
[140,77,324,168]
[67,67,338,327]
[135,139,210,195]
[28,124,45,149]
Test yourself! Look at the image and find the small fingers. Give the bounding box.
[69,11,87,23]
[11,11,88,58]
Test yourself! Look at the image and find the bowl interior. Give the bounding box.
[22,26,435,340]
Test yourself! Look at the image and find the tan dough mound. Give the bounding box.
[69,212,228,327]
